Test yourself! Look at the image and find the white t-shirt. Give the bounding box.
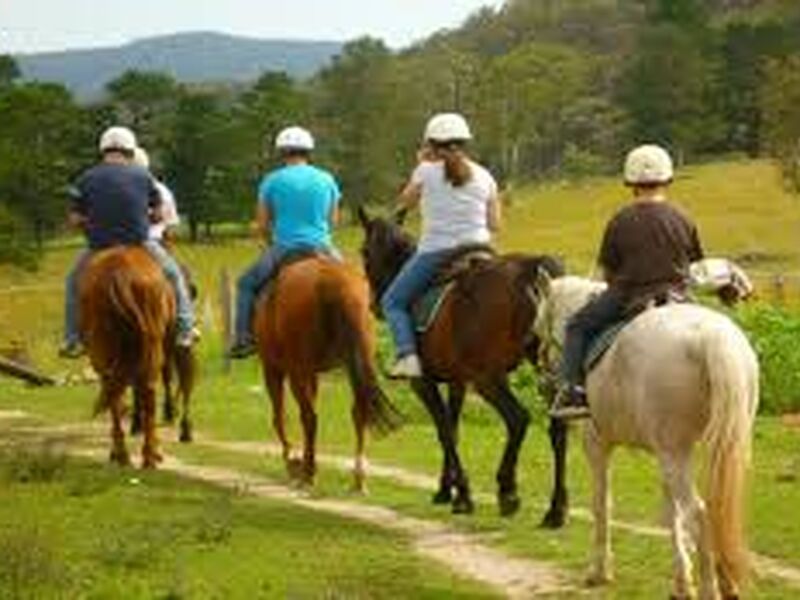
[412,160,497,253]
[149,180,180,241]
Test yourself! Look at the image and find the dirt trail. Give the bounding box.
[0,412,572,599]
[4,411,800,591]
[199,436,800,590]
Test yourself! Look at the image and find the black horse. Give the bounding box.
[358,207,570,526]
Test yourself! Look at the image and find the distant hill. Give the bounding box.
[15,32,343,101]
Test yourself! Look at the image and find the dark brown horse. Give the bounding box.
[80,246,177,468]
[358,208,569,524]
[253,254,401,490]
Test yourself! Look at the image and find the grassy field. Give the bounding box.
[1,159,800,598]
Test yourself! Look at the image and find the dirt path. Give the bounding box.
[198,436,800,590]
[0,412,573,599]
[5,410,800,592]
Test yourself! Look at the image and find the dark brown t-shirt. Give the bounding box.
[599,200,704,298]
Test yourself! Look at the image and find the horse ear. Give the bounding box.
[356,205,371,230]
[534,266,553,297]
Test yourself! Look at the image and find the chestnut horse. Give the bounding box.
[80,246,177,468]
[253,254,401,490]
[358,208,567,521]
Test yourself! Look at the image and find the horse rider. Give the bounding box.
[59,126,197,358]
[132,146,181,250]
[228,126,342,359]
[383,113,502,379]
[551,144,705,419]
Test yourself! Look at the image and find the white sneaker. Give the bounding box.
[388,354,423,379]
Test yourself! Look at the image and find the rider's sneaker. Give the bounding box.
[549,385,591,420]
[176,327,201,348]
[58,340,85,359]
[228,338,257,359]
[387,354,423,379]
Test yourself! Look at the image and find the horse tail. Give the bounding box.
[99,267,169,411]
[702,320,759,591]
[334,294,403,435]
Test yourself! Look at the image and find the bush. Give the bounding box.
[735,303,800,415]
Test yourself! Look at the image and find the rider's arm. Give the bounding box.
[598,218,621,285]
[67,183,87,231]
[487,191,502,233]
[330,203,341,227]
[147,177,164,224]
[256,202,273,244]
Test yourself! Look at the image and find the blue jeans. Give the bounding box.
[63,243,195,345]
[143,240,194,336]
[234,245,340,342]
[560,289,625,387]
[64,249,92,345]
[381,250,450,358]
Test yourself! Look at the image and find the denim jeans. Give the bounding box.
[143,240,194,335]
[62,243,195,345]
[63,249,92,345]
[560,289,625,387]
[381,250,451,358]
[234,245,340,342]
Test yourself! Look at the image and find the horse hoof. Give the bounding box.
[350,483,368,497]
[498,493,521,518]
[179,423,193,444]
[452,495,475,515]
[585,573,612,588]
[109,449,131,467]
[539,509,567,530]
[432,487,453,505]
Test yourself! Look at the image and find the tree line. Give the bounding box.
[2,0,800,265]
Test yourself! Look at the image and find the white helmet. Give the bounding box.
[424,113,473,143]
[99,126,137,154]
[624,144,674,185]
[275,126,315,152]
[132,147,150,169]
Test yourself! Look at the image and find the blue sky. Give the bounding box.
[1,0,503,53]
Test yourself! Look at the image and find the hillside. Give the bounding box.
[500,159,800,277]
[15,32,343,100]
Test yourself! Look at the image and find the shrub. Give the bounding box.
[735,303,800,415]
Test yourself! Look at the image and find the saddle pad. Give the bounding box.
[412,283,454,333]
[584,320,629,372]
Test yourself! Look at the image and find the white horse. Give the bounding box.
[533,275,759,600]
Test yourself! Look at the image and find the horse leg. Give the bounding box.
[135,376,161,470]
[474,376,531,517]
[433,382,466,505]
[162,357,176,425]
[105,379,131,467]
[351,397,368,495]
[660,453,715,600]
[264,367,294,470]
[585,424,614,587]
[411,377,473,514]
[175,347,194,443]
[290,374,318,487]
[130,386,142,436]
[541,416,570,529]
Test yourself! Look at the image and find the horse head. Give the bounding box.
[357,206,416,307]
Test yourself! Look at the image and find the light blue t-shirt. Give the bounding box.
[258,164,341,250]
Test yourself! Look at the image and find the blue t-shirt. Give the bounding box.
[258,164,341,250]
[71,163,159,250]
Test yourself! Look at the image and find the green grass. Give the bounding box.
[2,159,800,598]
[0,441,493,599]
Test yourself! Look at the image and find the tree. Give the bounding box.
[0,55,20,89]
[314,37,400,212]
[477,42,594,179]
[618,24,724,161]
[761,55,800,192]
[0,82,86,247]
[106,70,179,150]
